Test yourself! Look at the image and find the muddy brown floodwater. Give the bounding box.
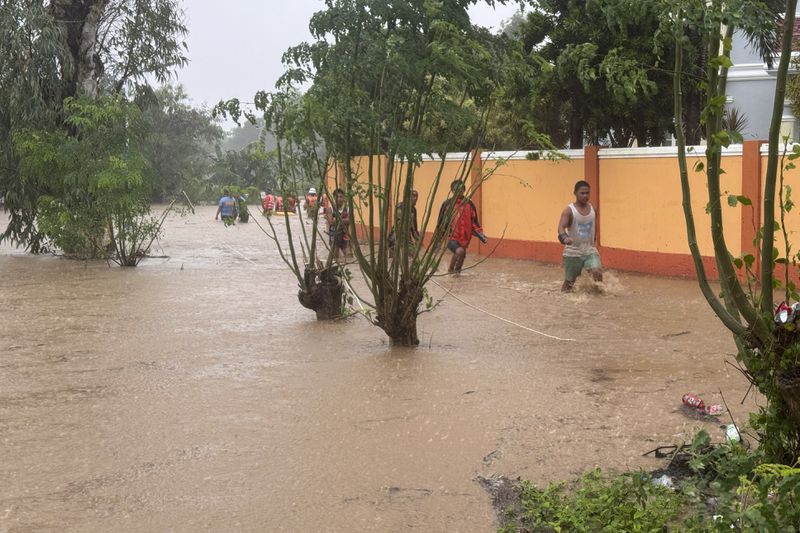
[1,205,758,532]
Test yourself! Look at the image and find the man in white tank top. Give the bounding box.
[557,180,603,292]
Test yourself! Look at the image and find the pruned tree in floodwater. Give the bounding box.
[216,90,346,320]
[668,0,800,462]
[277,0,509,346]
[263,91,346,320]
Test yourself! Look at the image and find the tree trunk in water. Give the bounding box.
[378,278,423,347]
[389,324,419,347]
[297,266,344,320]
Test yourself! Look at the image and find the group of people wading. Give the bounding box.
[260,190,299,215]
[259,186,351,258]
[218,178,602,290]
[214,189,249,225]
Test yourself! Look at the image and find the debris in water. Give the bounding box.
[725,424,741,443]
[661,330,690,339]
[681,393,726,416]
[682,393,705,411]
[774,301,800,326]
[652,474,674,489]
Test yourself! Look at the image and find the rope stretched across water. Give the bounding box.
[430,278,576,342]
[221,243,258,266]
[221,227,572,341]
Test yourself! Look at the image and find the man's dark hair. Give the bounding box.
[333,188,345,196]
[574,180,590,193]
[223,188,230,195]
[451,180,465,192]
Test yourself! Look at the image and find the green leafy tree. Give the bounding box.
[222,118,279,153]
[671,0,799,462]
[263,90,344,319]
[15,96,164,265]
[0,0,71,252]
[511,0,676,148]
[206,142,278,201]
[215,88,344,319]
[0,0,187,251]
[48,0,187,98]
[137,85,223,202]
[483,14,565,150]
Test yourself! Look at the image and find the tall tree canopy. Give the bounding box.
[503,0,676,148]
[0,0,188,251]
[138,85,223,202]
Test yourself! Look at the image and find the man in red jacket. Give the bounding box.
[437,180,487,274]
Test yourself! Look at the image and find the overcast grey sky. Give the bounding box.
[175,0,522,112]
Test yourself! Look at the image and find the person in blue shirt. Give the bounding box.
[215,188,238,224]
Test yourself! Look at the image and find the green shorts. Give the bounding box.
[564,253,602,282]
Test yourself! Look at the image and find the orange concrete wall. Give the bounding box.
[600,151,742,258]
[471,152,584,262]
[481,154,584,242]
[761,147,800,247]
[403,155,475,234]
[335,143,788,280]
[332,154,477,240]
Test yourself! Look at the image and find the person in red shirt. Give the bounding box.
[286,195,298,213]
[436,180,487,274]
[305,187,319,220]
[262,189,276,215]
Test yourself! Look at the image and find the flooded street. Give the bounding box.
[1,206,756,532]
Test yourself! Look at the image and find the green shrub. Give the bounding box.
[500,432,800,532]
[679,431,800,531]
[16,96,161,265]
[37,195,106,258]
[500,469,684,532]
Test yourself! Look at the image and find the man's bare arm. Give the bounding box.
[557,207,573,245]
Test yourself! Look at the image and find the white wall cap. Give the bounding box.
[760,142,800,155]
[481,149,584,161]
[414,152,472,162]
[598,145,744,159]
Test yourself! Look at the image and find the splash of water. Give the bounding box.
[572,271,624,296]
